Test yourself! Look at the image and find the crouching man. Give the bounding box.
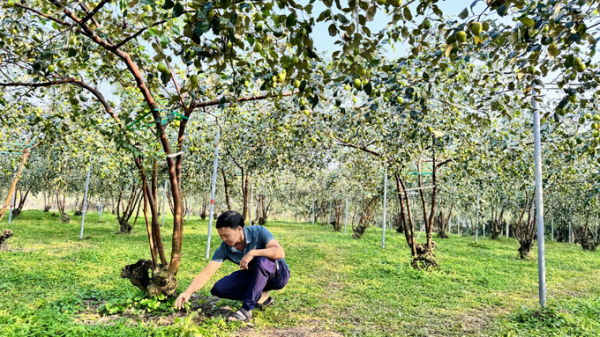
[174,211,290,322]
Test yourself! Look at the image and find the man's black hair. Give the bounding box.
[216,210,245,229]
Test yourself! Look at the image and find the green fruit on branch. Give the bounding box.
[423,19,431,30]
[456,31,467,43]
[574,58,586,72]
[6,0,15,7]
[427,126,433,133]
[253,43,263,52]
[47,64,55,72]
[344,84,350,90]
[377,0,386,4]
[353,78,361,88]
[190,75,198,85]
[157,62,169,73]
[227,41,232,49]
[470,22,482,36]
[528,65,535,74]
[388,0,401,7]
[397,97,404,104]
[586,113,592,119]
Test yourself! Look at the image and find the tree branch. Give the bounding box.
[15,3,70,26]
[113,20,168,50]
[0,79,76,87]
[331,136,382,157]
[190,91,296,109]
[79,0,111,27]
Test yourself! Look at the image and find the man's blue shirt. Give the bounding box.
[211,226,288,268]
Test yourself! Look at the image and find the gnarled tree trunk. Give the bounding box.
[116,184,143,234]
[515,190,536,259]
[352,196,379,239]
[257,194,272,225]
[490,205,506,240]
[575,211,600,251]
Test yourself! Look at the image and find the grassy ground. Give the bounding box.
[1,210,599,336]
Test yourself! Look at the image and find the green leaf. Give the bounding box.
[519,17,534,27]
[334,14,349,24]
[363,82,373,95]
[403,7,412,21]
[286,13,296,27]
[142,16,155,27]
[172,3,184,17]
[161,0,174,10]
[328,24,337,37]
[458,8,469,20]
[317,9,331,22]
[366,6,376,22]
[497,4,507,16]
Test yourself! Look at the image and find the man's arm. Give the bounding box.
[174,260,222,309]
[240,239,285,270]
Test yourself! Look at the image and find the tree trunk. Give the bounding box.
[352,196,379,239]
[222,169,232,210]
[576,211,600,251]
[395,174,417,257]
[241,171,249,223]
[0,140,33,222]
[11,186,31,217]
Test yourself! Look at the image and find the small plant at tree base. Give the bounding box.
[98,291,177,316]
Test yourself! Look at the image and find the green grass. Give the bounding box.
[1,210,599,336]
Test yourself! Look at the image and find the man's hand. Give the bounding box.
[174,291,191,310]
[240,251,255,270]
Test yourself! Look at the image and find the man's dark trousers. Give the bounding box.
[211,257,290,311]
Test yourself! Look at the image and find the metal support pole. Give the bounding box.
[532,83,547,307]
[205,127,220,259]
[7,188,16,225]
[344,198,348,234]
[569,219,572,245]
[476,191,479,242]
[382,168,388,249]
[161,179,167,226]
[79,163,92,240]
